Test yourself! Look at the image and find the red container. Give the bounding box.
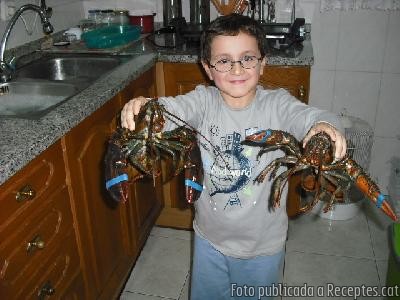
[129,13,156,33]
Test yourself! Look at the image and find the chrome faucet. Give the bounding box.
[0,0,53,82]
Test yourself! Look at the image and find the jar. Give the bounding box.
[114,10,130,25]
[100,9,115,25]
[88,9,102,24]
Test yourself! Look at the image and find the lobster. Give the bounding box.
[104,99,204,204]
[242,129,398,222]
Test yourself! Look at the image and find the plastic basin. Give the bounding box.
[82,25,141,49]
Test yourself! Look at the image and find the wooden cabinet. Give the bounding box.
[62,94,129,299]
[260,65,310,103]
[0,67,162,300]
[0,141,83,299]
[62,66,162,299]
[156,62,310,229]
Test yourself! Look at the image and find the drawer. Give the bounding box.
[0,141,66,228]
[23,231,80,299]
[0,185,75,297]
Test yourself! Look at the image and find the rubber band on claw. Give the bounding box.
[185,179,203,192]
[376,194,385,208]
[106,174,129,190]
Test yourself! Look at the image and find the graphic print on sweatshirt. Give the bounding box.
[203,127,260,210]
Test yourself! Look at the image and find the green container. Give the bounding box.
[387,223,400,298]
[82,25,141,49]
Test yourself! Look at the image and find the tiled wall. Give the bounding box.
[309,8,400,194]
[0,0,84,48]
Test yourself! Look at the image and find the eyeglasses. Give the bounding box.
[209,55,263,73]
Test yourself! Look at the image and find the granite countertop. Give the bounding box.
[0,36,313,185]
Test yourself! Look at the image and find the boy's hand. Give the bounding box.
[302,122,347,161]
[120,96,150,131]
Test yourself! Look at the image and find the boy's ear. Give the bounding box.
[201,60,214,81]
[259,57,266,76]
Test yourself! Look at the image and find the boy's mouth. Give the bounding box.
[229,79,247,84]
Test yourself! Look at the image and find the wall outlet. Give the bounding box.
[0,0,16,21]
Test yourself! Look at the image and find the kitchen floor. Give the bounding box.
[119,201,393,300]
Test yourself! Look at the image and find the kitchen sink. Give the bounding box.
[17,56,121,81]
[0,81,77,118]
[0,54,128,119]
[15,54,123,89]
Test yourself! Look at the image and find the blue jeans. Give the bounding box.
[190,233,284,300]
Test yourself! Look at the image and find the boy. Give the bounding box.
[121,14,346,299]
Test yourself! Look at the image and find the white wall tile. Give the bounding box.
[375,73,400,138]
[369,136,400,194]
[383,11,400,74]
[309,69,334,111]
[0,0,84,48]
[310,9,340,70]
[336,10,388,72]
[50,2,84,33]
[332,71,380,128]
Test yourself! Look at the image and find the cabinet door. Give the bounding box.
[163,62,212,96]
[119,67,163,254]
[62,96,131,298]
[259,65,310,104]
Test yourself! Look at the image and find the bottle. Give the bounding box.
[101,9,115,25]
[88,9,102,25]
[114,10,130,25]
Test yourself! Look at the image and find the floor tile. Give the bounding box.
[364,202,392,260]
[151,226,193,241]
[376,259,389,288]
[124,235,191,299]
[178,272,190,300]
[286,210,374,258]
[283,251,380,300]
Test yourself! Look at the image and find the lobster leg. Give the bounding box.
[268,164,310,209]
[320,172,349,213]
[255,155,298,183]
[269,169,292,209]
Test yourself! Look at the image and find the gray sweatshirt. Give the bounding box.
[159,85,343,259]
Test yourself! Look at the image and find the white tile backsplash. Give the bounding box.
[369,136,400,194]
[310,10,340,70]
[383,11,400,74]
[309,69,335,111]
[0,0,84,48]
[332,71,381,128]
[336,10,389,73]
[375,73,400,138]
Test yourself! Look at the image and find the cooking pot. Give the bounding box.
[129,12,156,33]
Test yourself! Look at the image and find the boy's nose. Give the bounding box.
[230,61,244,74]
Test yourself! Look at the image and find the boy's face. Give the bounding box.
[202,32,265,108]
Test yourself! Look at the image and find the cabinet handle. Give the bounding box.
[15,185,36,202]
[298,85,306,100]
[38,281,55,299]
[27,235,45,253]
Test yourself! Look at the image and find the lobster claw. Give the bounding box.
[104,130,129,202]
[184,142,204,203]
[373,194,398,222]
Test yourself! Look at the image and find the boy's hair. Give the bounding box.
[201,14,265,63]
